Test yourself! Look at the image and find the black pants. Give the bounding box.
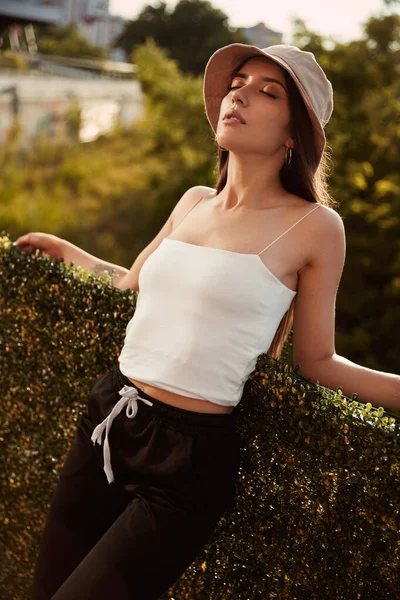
[31,365,241,600]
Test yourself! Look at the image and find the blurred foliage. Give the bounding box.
[115,0,248,75]
[0,49,28,70]
[292,15,400,373]
[64,96,82,141]
[1,234,400,600]
[33,24,107,59]
[1,9,399,379]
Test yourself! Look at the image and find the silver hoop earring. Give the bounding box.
[285,146,293,166]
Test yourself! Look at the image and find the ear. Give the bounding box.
[285,135,296,150]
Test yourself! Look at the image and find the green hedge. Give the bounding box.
[1,232,399,600]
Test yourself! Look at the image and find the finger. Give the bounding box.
[15,234,47,251]
[14,236,30,246]
[13,239,28,246]
[14,233,38,246]
[14,236,34,248]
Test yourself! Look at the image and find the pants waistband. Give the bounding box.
[114,364,236,429]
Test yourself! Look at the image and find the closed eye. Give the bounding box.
[261,91,277,99]
[229,85,277,99]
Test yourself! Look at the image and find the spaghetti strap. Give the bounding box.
[257,203,322,257]
[169,189,214,235]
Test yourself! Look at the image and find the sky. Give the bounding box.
[109,0,393,43]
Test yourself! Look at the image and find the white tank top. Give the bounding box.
[118,193,321,407]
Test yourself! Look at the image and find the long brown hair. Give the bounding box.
[213,58,338,360]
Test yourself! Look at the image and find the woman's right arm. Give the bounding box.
[63,239,130,287]
[13,232,130,289]
[13,185,213,292]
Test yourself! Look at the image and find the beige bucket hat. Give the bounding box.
[203,43,334,164]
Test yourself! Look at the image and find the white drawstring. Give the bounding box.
[91,385,153,484]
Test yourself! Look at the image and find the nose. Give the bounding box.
[230,86,248,106]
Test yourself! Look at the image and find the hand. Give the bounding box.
[13,232,65,262]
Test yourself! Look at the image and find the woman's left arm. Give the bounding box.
[292,206,400,410]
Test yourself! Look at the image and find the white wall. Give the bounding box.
[0,70,144,145]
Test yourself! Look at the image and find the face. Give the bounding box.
[216,56,294,157]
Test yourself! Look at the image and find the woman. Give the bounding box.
[15,43,400,599]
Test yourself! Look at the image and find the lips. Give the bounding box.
[222,108,246,124]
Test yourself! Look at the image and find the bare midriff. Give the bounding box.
[127,377,234,414]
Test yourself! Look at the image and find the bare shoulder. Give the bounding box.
[303,203,346,271]
[286,193,344,233]
[283,191,345,265]
[312,203,345,250]
[314,202,344,226]
[172,185,216,227]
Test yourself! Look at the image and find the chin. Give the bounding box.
[216,136,238,150]
[219,141,248,154]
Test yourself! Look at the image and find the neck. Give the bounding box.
[218,151,286,211]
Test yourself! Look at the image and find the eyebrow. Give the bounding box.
[232,72,288,93]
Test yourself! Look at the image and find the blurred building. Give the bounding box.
[64,0,125,49]
[0,66,144,146]
[0,1,65,29]
[65,0,110,24]
[0,0,126,50]
[239,22,283,48]
[0,1,140,146]
[78,12,125,50]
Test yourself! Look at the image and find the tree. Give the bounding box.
[34,25,106,59]
[292,15,400,372]
[114,0,247,76]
